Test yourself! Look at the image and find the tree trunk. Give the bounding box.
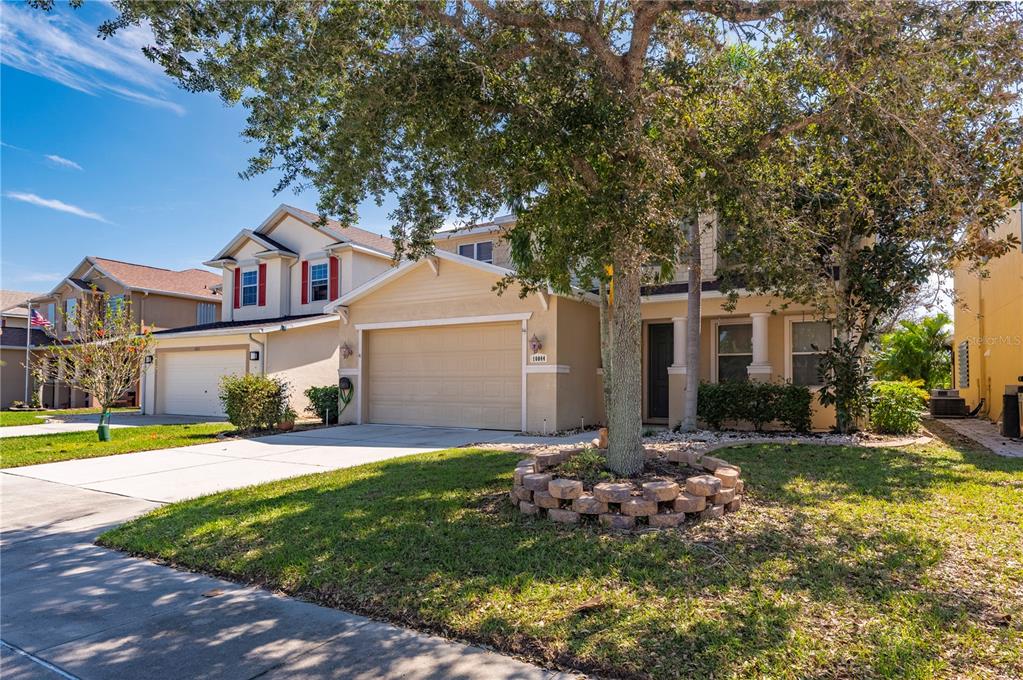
[680,218,702,431]
[605,255,644,476]
[598,281,613,423]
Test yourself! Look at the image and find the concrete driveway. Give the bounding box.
[1,424,589,679]
[3,424,527,503]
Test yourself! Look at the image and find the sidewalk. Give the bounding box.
[0,428,583,679]
[935,417,1023,457]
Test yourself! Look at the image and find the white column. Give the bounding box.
[747,312,772,379]
[668,316,687,374]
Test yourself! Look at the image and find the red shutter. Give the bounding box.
[233,268,240,309]
[258,263,267,306]
[329,256,339,300]
[301,260,309,305]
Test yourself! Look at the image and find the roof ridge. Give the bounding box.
[91,256,175,272]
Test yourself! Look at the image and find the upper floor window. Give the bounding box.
[791,320,832,386]
[310,262,330,302]
[241,270,258,306]
[458,241,493,264]
[106,295,125,317]
[65,298,77,330]
[197,302,218,325]
[716,322,753,382]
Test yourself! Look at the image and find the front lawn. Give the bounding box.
[0,423,235,468]
[0,407,137,427]
[99,424,1023,679]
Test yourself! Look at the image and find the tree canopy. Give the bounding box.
[89,0,1023,455]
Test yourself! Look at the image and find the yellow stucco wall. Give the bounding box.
[953,206,1023,424]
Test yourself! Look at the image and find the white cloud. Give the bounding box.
[21,272,63,283]
[4,191,110,223]
[44,154,83,171]
[0,4,186,116]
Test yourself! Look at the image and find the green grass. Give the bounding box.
[0,407,137,427]
[0,422,235,468]
[99,422,1023,679]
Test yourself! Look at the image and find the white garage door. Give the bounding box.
[159,349,246,417]
[367,322,521,430]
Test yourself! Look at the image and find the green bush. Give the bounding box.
[776,383,813,433]
[304,385,341,424]
[697,381,813,433]
[219,374,290,431]
[869,379,928,435]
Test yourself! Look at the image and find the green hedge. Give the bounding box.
[304,385,340,424]
[219,374,290,431]
[695,381,813,432]
[869,380,928,434]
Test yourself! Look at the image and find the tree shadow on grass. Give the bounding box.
[98,444,1021,679]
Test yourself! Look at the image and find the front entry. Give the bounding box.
[648,323,673,420]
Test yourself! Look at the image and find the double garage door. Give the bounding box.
[366,322,521,430]
[158,349,246,417]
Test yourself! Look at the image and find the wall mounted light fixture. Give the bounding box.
[529,334,543,354]
[249,350,260,361]
[340,342,354,359]
[144,355,154,365]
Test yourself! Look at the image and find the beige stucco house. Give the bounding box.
[5,258,222,409]
[145,205,834,430]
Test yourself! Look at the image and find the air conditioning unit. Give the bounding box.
[931,389,960,398]
[930,394,967,418]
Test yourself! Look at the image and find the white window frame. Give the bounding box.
[241,269,259,307]
[711,318,753,383]
[458,240,494,264]
[65,298,77,331]
[784,317,835,388]
[309,260,330,302]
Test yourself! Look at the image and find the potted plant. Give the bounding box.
[277,407,297,432]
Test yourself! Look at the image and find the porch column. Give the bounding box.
[747,312,772,382]
[667,316,688,426]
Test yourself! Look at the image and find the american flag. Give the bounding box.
[30,309,51,328]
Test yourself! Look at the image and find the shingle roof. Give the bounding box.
[154,313,331,335]
[287,206,396,255]
[91,258,222,300]
[0,326,58,347]
[0,289,39,315]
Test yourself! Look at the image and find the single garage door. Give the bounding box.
[158,349,246,416]
[367,322,521,430]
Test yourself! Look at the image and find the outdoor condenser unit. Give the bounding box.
[930,389,967,418]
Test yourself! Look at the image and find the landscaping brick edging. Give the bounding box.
[510,447,745,531]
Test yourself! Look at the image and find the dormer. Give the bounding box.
[433,215,516,269]
[205,205,395,323]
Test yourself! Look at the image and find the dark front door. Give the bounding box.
[648,323,673,419]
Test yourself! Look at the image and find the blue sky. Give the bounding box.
[1,1,394,293]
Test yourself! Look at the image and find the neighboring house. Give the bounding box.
[1,290,46,408]
[21,257,222,409]
[146,205,834,430]
[952,204,1023,426]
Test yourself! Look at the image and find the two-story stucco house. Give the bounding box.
[23,257,222,408]
[952,204,1023,427]
[146,204,835,431]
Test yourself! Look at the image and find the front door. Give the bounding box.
[648,323,673,420]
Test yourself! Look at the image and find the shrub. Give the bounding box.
[219,374,290,431]
[697,381,813,433]
[869,379,928,435]
[776,383,813,433]
[304,385,340,424]
[559,448,613,487]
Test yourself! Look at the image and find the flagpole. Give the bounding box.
[24,302,31,403]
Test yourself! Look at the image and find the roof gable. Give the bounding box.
[89,257,221,300]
